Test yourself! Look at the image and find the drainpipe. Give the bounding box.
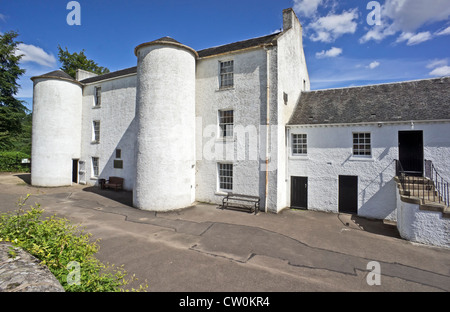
[264,46,271,213]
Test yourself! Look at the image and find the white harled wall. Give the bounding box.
[288,121,450,220]
[134,43,196,211]
[31,77,82,186]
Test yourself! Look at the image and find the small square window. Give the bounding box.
[353,133,371,156]
[292,134,307,155]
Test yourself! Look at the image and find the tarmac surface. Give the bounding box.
[0,172,449,292]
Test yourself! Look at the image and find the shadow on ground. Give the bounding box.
[82,186,133,207]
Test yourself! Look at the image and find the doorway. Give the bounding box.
[72,159,78,184]
[398,131,423,176]
[338,175,358,214]
[291,176,308,209]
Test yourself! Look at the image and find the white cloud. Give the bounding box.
[360,0,450,44]
[293,0,323,17]
[429,66,450,76]
[435,26,450,36]
[368,61,380,69]
[315,47,342,58]
[426,58,448,69]
[15,43,57,67]
[309,9,359,42]
[0,13,6,22]
[395,31,432,45]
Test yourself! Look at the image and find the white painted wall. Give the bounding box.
[396,193,450,248]
[134,43,196,211]
[31,77,82,187]
[195,48,267,207]
[287,121,450,220]
[272,9,310,212]
[80,75,137,190]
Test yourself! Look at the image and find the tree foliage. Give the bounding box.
[58,45,110,79]
[0,31,28,150]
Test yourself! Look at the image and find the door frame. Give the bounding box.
[398,130,424,176]
[290,176,308,209]
[338,175,358,214]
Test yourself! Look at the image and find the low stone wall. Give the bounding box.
[0,242,64,292]
[396,192,450,249]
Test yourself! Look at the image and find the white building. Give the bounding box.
[30,8,450,241]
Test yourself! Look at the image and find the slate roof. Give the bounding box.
[287,77,450,125]
[80,32,281,84]
[80,66,137,84]
[197,32,280,58]
[31,70,75,81]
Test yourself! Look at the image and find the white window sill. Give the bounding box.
[289,154,309,160]
[216,87,235,92]
[349,156,374,162]
[92,106,101,109]
[91,140,100,144]
[215,191,231,196]
[216,137,235,143]
[90,177,99,180]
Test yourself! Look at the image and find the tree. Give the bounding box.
[58,45,110,79]
[0,31,27,150]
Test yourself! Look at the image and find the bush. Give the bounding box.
[0,195,148,292]
[0,151,30,172]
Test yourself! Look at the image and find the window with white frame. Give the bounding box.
[353,132,371,156]
[218,110,233,138]
[92,121,100,143]
[92,157,99,177]
[219,60,233,88]
[94,86,101,107]
[292,133,307,155]
[218,163,233,191]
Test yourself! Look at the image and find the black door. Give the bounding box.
[398,131,423,176]
[72,159,78,183]
[291,176,307,209]
[338,175,358,214]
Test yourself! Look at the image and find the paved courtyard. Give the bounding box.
[0,172,449,292]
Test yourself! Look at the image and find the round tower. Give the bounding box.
[133,37,197,211]
[30,70,82,187]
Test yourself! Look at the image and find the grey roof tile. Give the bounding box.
[287,77,450,125]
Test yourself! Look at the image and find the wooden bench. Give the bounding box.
[221,193,260,214]
[104,176,124,191]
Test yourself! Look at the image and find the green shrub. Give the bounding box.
[0,151,30,172]
[0,195,148,292]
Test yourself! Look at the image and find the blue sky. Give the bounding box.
[1,0,449,111]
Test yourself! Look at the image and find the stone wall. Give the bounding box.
[0,242,64,292]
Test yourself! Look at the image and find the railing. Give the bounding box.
[424,159,450,207]
[395,159,449,207]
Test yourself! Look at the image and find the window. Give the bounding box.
[92,157,99,177]
[113,160,123,169]
[292,134,307,155]
[94,86,101,107]
[353,133,371,156]
[218,163,233,191]
[219,60,233,88]
[218,110,233,138]
[93,121,100,143]
[115,149,121,158]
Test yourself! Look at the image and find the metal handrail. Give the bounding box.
[424,159,449,207]
[395,159,449,207]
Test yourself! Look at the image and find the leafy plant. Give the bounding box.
[0,195,148,292]
[0,151,30,172]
